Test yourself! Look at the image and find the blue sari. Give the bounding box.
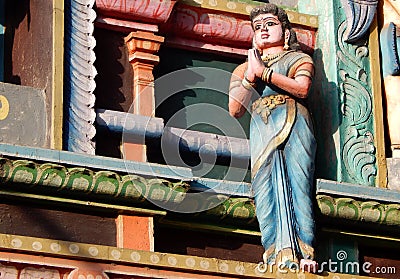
[250,50,316,265]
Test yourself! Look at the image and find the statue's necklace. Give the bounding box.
[262,51,286,62]
[262,50,293,67]
[261,50,293,67]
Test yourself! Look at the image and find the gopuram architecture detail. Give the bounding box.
[0,0,399,278]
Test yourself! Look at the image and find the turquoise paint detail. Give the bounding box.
[333,0,377,186]
[315,235,359,275]
[329,238,359,275]
[298,0,317,15]
[308,0,377,186]
[0,0,4,81]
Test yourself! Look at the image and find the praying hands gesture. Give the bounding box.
[246,48,265,83]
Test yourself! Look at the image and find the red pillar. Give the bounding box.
[117,30,164,251]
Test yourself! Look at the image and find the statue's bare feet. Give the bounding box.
[300,259,318,273]
[262,250,269,264]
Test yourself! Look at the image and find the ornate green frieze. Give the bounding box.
[0,157,257,226]
[0,157,189,204]
[192,197,257,227]
[317,195,400,226]
[2,157,399,227]
[334,0,377,186]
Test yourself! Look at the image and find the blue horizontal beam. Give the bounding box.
[96,109,164,139]
[316,179,400,204]
[0,143,193,181]
[191,177,252,197]
[96,109,250,160]
[0,143,252,198]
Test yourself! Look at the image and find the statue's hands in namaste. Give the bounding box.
[246,48,265,83]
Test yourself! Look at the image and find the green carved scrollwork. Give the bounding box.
[337,20,377,186]
[0,158,190,205]
[317,195,400,226]
[0,157,257,226]
[2,157,398,227]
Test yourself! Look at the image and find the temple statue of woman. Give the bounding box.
[229,3,317,268]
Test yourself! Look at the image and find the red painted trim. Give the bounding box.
[95,16,159,33]
[95,0,316,57]
[96,0,177,24]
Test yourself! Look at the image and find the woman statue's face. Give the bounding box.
[252,13,284,50]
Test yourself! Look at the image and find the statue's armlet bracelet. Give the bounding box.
[241,76,256,90]
[261,67,273,83]
[294,69,313,79]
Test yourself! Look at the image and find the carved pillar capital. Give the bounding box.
[125,31,164,63]
[124,31,164,116]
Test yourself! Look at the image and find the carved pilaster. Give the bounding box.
[337,21,377,186]
[334,1,384,186]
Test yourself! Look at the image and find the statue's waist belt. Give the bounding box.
[251,94,290,113]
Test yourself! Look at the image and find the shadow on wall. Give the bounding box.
[4,0,30,85]
[308,48,340,182]
[93,28,133,158]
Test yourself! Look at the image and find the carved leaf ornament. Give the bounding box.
[341,0,378,43]
[337,20,377,186]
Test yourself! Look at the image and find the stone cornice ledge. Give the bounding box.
[0,154,257,228]
[1,144,399,228]
[317,179,400,226]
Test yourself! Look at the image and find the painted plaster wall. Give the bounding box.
[0,203,117,246]
[0,82,47,146]
[3,0,53,147]
[4,1,53,89]
[269,0,298,9]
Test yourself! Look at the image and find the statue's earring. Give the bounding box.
[284,30,290,50]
